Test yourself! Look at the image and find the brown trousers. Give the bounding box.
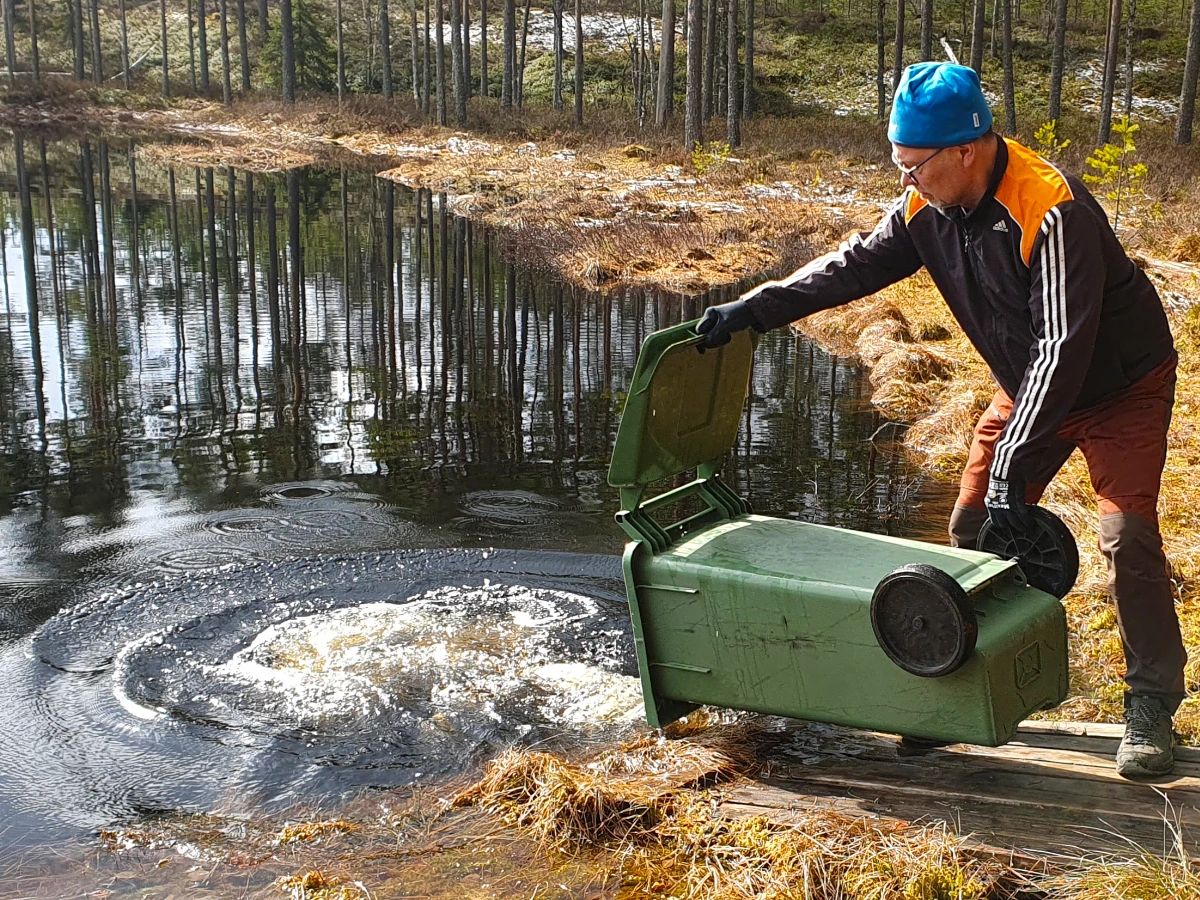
[948,355,1186,710]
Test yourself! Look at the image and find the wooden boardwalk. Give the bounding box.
[718,721,1200,858]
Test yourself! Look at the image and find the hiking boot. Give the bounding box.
[1116,694,1177,778]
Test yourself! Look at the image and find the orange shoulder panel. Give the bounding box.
[904,188,928,224]
[993,138,1074,266]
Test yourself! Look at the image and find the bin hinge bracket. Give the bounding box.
[615,472,751,552]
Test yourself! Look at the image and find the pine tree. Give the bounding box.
[742,0,753,115]
[28,0,38,81]
[480,0,487,97]
[187,0,198,88]
[72,0,84,79]
[1123,0,1136,117]
[1098,0,1123,143]
[261,0,336,96]
[436,0,447,121]
[553,0,565,109]
[382,0,393,99]
[4,0,18,83]
[573,0,582,123]
[282,0,296,101]
[161,0,171,95]
[1002,0,1016,132]
[337,0,346,101]
[219,0,233,102]
[1177,0,1200,143]
[516,0,531,105]
[726,0,739,145]
[877,0,886,119]
[685,0,703,146]
[656,0,675,125]
[1048,0,1068,120]
[502,0,514,106]
[451,0,466,120]
[703,0,716,119]
[89,0,102,81]
[199,0,211,91]
[463,0,471,97]
[970,0,985,72]
[119,0,131,87]
[238,0,251,89]
[920,0,933,59]
[409,0,419,102]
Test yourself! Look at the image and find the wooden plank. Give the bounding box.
[768,723,1200,786]
[1019,720,1127,740]
[719,790,1112,855]
[901,741,1200,785]
[1018,720,1200,764]
[762,762,1200,826]
[720,721,1200,857]
[719,786,1186,857]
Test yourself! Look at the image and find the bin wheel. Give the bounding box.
[977,506,1079,600]
[871,564,977,678]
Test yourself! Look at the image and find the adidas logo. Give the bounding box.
[992,220,1009,232]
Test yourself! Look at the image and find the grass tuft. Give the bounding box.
[453,734,1014,900]
[1038,815,1200,900]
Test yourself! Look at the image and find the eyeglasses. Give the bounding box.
[891,145,950,187]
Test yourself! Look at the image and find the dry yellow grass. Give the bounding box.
[453,729,1015,900]
[137,140,317,172]
[1039,815,1200,900]
[450,733,1200,900]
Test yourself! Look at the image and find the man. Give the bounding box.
[697,61,1185,777]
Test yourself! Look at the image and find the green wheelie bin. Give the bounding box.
[607,321,1070,746]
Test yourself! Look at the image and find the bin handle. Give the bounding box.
[616,472,751,552]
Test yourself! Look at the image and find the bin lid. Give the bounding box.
[608,320,756,490]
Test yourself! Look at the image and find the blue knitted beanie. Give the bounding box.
[888,62,993,148]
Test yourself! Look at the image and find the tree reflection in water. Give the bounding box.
[0,137,940,573]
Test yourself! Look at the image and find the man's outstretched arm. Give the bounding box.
[748,195,924,326]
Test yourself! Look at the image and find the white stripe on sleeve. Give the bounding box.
[993,207,1068,480]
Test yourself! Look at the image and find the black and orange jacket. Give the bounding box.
[743,135,1174,486]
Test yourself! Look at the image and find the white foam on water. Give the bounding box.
[531,662,643,725]
[112,631,168,721]
[201,585,639,730]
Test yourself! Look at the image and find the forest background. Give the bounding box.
[2,0,1200,147]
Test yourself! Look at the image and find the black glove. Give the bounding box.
[695,298,763,349]
[985,475,1035,538]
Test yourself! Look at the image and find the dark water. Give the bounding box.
[0,134,948,852]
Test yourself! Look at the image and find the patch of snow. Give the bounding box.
[445,136,499,155]
[1073,58,1179,121]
